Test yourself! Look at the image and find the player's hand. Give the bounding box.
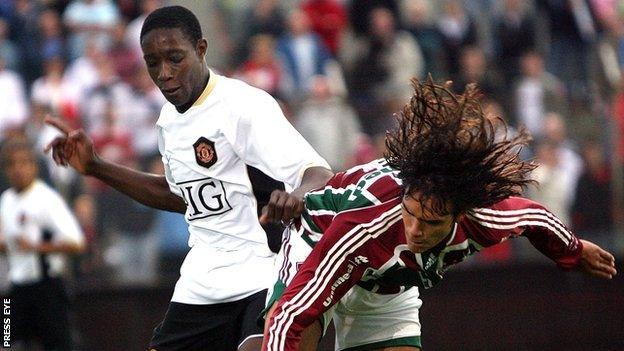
[259,190,304,225]
[578,239,617,279]
[44,115,99,175]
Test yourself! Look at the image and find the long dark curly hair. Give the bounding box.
[385,78,536,216]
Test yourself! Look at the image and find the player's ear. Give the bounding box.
[196,38,208,59]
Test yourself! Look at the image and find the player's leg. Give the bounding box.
[262,301,323,351]
[236,289,266,351]
[149,301,240,351]
[333,286,423,351]
[36,278,72,351]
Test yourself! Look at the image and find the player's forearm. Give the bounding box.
[38,241,85,254]
[291,167,333,199]
[86,157,186,213]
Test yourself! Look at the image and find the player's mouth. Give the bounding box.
[162,87,181,96]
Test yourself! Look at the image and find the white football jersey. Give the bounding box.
[0,180,84,285]
[156,71,330,304]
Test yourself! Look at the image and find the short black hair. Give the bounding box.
[140,6,202,46]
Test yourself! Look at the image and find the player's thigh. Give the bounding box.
[334,286,423,351]
[263,301,323,351]
[237,289,268,351]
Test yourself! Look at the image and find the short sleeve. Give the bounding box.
[231,88,330,190]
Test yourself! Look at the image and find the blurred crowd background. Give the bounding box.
[0,0,623,294]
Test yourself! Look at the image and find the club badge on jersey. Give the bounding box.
[193,137,218,168]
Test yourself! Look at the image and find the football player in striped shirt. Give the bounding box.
[263,79,617,351]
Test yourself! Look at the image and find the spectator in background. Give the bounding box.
[0,18,20,72]
[437,0,478,76]
[0,57,28,142]
[527,139,572,225]
[120,64,166,168]
[31,56,80,124]
[453,46,503,101]
[541,112,584,214]
[572,140,613,248]
[513,51,566,136]
[108,20,140,84]
[537,0,598,100]
[294,75,361,171]
[64,39,107,108]
[125,0,163,58]
[38,8,66,62]
[402,0,449,78]
[342,7,423,135]
[235,34,282,98]
[78,55,131,135]
[0,137,85,351]
[300,0,348,56]
[347,0,399,37]
[8,0,41,85]
[276,8,332,104]
[236,0,286,66]
[63,0,120,60]
[491,0,536,87]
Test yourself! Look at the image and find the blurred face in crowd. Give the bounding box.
[141,27,208,112]
[3,148,38,192]
[288,10,311,36]
[520,52,544,77]
[401,191,456,253]
[250,34,276,65]
[370,8,395,39]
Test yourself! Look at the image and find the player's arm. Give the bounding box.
[262,216,375,351]
[16,237,83,254]
[234,90,332,225]
[261,166,333,224]
[465,196,616,279]
[44,116,186,213]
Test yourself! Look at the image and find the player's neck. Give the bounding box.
[175,68,210,114]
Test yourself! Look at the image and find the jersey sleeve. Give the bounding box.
[465,196,583,269]
[265,214,380,351]
[231,88,330,190]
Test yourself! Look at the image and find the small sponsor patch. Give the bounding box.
[193,137,217,169]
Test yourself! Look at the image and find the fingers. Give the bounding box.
[262,190,304,225]
[598,249,616,264]
[45,137,68,166]
[44,115,73,135]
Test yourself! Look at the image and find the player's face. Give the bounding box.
[141,28,207,111]
[401,193,455,253]
[3,149,38,192]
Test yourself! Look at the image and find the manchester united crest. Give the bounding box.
[193,137,217,168]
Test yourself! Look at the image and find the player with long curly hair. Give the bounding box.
[262,79,616,351]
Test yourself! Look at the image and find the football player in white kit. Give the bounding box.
[44,6,332,351]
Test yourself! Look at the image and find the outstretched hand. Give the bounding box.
[44,116,98,175]
[259,190,305,226]
[579,239,617,279]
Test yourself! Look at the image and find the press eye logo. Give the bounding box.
[3,298,10,348]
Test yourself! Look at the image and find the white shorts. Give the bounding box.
[267,226,423,350]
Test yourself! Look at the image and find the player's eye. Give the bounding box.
[170,55,184,64]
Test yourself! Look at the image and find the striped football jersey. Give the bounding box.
[266,158,582,351]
